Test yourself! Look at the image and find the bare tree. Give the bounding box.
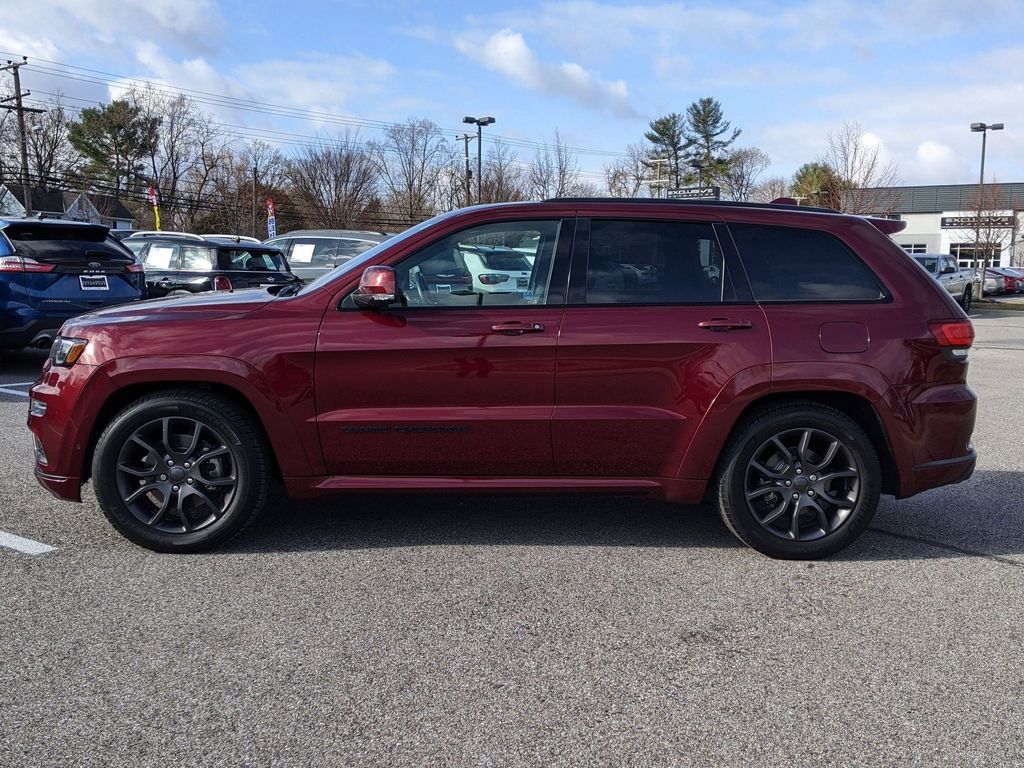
[527,130,585,199]
[748,175,790,203]
[717,147,770,202]
[370,118,453,226]
[950,183,1014,296]
[23,98,79,187]
[480,140,525,203]
[604,143,651,198]
[821,121,900,215]
[286,134,378,228]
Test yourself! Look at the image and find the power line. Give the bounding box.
[4,52,629,159]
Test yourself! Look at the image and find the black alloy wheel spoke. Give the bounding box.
[744,427,860,543]
[115,416,239,535]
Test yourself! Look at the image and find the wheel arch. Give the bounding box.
[712,392,900,496]
[78,356,322,484]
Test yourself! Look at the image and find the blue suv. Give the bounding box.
[0,219,145,352]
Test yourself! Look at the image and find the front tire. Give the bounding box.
[92,390,270,552]
[714,403,881,559]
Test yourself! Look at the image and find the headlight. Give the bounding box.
[50,336,89,367]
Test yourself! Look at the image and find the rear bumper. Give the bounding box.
[899,450,976,498]
[0,315,66,349]
[894,383,977,498]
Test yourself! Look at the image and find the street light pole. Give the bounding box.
[970,122,1004,297]
[463,116,495,204]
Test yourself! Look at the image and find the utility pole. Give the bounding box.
[251,162,258,239]
[648,157,668,198]
[0,58,44,217]
[463,116,495,205]
[970,122,1004,297]
[457,133,474,207]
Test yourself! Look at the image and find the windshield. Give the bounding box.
[296,213,456,295]
[913,256,939,272]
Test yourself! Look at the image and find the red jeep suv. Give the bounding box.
[27,199,977,559]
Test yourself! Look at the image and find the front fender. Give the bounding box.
[77,354,322,481]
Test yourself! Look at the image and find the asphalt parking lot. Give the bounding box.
[2,312,1023,767]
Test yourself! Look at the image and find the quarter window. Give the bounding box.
[730,224,885,302]
[584,219,732,305]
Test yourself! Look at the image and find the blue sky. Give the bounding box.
[4,0,1024,188]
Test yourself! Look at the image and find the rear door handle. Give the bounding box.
[698,318,753,331]
[491,322,545,336]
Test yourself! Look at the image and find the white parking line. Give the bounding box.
[0,387,29,398]
[2,381,36,386]
[0,530,57,555]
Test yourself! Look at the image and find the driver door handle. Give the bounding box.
[698,318,753,331]
[491,322,545,336]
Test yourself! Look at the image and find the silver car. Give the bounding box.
[265,230,393,283]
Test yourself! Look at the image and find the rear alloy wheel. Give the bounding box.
[715,403,880,559]
[92,390,269,552]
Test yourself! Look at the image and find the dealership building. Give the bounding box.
[868,183,1024,268]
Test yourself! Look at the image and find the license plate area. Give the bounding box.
[79,275,109,291]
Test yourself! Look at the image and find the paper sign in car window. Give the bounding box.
[291,243,315,263]
[146,245,175,269]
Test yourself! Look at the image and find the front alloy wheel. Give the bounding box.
[92,390,269,552]
[114,416,239,534]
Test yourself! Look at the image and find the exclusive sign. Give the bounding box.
[666,186,721,200]
[940,215,1014,229]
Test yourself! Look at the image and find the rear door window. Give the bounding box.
[582,219,735,305]
[141,244,180,270]
[729,224,886,302]
[288,238,339,266]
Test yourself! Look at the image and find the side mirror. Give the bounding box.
[942,265,957,274]
[352,266,401,310]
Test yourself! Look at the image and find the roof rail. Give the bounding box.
[128,230,205,241]
[202,233,263,243]
[545,197,839,215]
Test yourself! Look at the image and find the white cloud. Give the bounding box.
[911,141,968,183]
[454,29,635,117]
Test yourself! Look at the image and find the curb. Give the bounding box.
[974,299,1024,312]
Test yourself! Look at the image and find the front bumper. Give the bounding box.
[33,469,83,502]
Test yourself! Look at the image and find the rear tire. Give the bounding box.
[91,389,270,552]
[714,402,880,559]
[959,286,972,313]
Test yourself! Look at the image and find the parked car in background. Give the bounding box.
[999,266,1024,292]
[912,254,976,310]
[265,230,392,283]
[986,268,1019,295]
[0,219,144,352]
[459,245,533,294]
[125,232,300,298]
[29,198,976,561]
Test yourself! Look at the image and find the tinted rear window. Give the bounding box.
[473,251,532,271]
[220,248,287,272]
[730,224,885,302]
[6,225,130,262]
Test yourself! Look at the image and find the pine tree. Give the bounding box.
[643,112,690,189]
[68,100,160,196]
[682,97,741,187]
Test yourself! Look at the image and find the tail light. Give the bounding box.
[929,320,974,359]
[0,255,55,273]
[213,275,233,292]
[478,273,510,285]
[126,261,145,273]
